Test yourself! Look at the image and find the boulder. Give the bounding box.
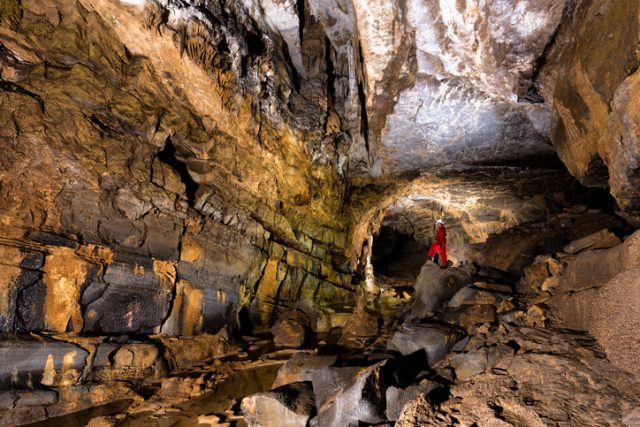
[156,329,239,372]
[272,353,337,388]
[311,353,429,426]
[337,310,379,348]
[387,323,459,365]
[563,229,621,254]
[112,344,159,370]
[450,348,489,381]
[518,257,551,296]
[309,362,387,427]
[295,301,331,335]
[241,382,316,427]
[271,319,306,348]
[310,366,361,409]
[386,379,438,421]
[447,286,501,308]
[456,305,497,333]
[411,264,474,319]
[471,282,513,294]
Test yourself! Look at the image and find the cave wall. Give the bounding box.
[1,0,639,341]
[0,0,356,336]
[539,0,640,217]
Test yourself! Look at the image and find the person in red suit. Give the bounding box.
[427,219,448,268]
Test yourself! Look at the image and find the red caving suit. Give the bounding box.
[427,224,448,267]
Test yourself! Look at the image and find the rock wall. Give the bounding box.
[539,0,640,217]
[547,231,640,377]
[0,0,355,336]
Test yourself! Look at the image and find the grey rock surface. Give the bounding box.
[242,382,316,427]
[387,323,459,365]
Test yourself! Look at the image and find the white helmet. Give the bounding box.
[435,219,444,225]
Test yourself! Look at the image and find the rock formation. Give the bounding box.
[0,0,639,425]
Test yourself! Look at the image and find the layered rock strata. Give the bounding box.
[0,0,356,338]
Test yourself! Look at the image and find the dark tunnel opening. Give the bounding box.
[371,225,428,281]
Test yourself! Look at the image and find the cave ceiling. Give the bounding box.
[1,0,638,261]
[109,0,569,180]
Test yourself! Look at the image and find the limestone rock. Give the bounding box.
[411,264,475,319]
[83,261,173,334]
[15,390,58,407]
[387,323,459,365]
[447,286,501,308]
[0,338,88,390]
[271,319,306,348]
[548,232,640,377]
[272,353,337,388]
[563,229,621,254]
[539,0,640,217]
[310,365,361,409]
[337,310,379,348]
[398,328,640,426]
[309,362,387,426]
[455,305,497,333]
[450,348,489,381]
[112,344,159,370]
[310,353,429,426]
[241,382,316,427]
[385,379,437,422]
[518,256,551,296]
[364,0,565,175]
[156,330,239,372]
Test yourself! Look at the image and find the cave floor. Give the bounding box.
[12,257,639,427]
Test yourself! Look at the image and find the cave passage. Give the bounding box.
[371,225,428,280]
[1,0,640,425]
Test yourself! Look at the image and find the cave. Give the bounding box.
[372,225,426,280]
[1,0,639,426]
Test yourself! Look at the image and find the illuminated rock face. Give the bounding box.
[360,0,567,174]
[0,0,353,335]
[539,0,640,216]
[0,0,638,342]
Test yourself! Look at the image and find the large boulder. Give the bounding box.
[241,382,316,427]
[411,264,474,319]
[310,353,428,426]
[272,353,337,388]
[337,310,379,348]
[310,366,361,410]
[271,319,306,348]
[309,361,388,427]
[387,323,460,365]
